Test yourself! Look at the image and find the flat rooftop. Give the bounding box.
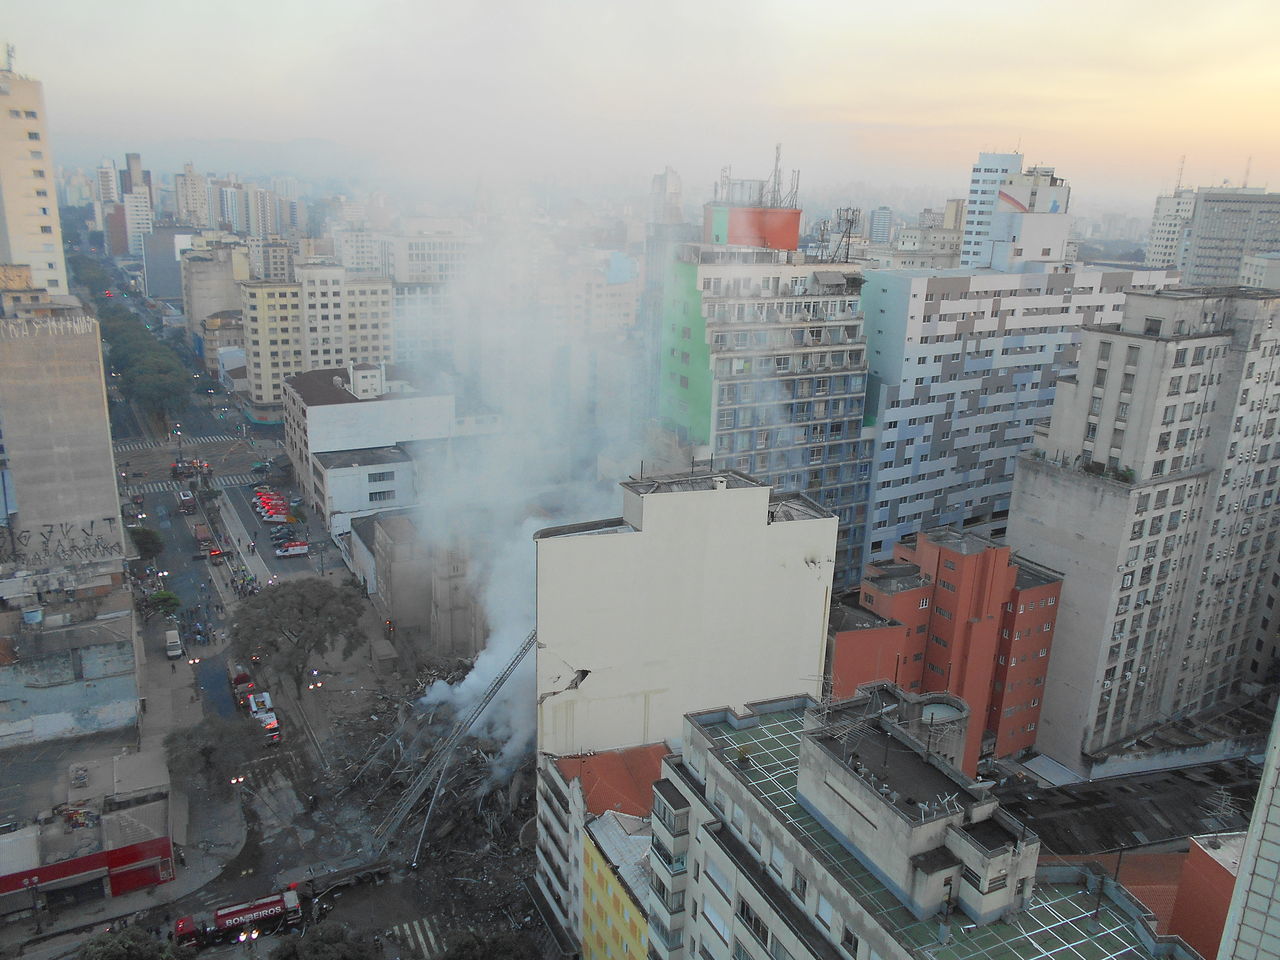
[1013,558,1061,590]
[619,470,763,496]
[863,561,929,594]
[313,446,413,469]
[1193,832,1247,875]
[687,705,1187,960]
[828,599,894,632]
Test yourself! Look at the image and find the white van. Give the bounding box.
[164,629,184,660]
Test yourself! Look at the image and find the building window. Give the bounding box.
[918,597,929,609]
[791,870,807,902]
[369,490,395,503]
[368,470,395,483]
[816,894,834,929]
[841,927,859,956]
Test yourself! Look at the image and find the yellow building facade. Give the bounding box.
[582,820,648,960]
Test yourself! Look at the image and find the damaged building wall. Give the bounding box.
[533,474,837,756]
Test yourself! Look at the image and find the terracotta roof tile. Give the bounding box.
[554,743,668,818]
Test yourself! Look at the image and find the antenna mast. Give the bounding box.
[1243,156,1252,189]
[5,45,14,72]
[1173,154,1185,193]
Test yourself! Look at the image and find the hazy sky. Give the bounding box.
[8,0,1279,214]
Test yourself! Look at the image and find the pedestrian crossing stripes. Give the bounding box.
[112,433,240,452]
[390,917,455,958]
[123,473,262,496]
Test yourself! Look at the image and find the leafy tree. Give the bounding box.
[164,715,265,799]
[144,590,181,619]
[128,526,165,561]
[78,925,194,960]
[437,933,540,960]
[230,578,364,696]
[269,923,381,960]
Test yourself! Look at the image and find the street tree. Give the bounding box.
[128,526,165,561]
[143,590,181,619]
[164,715,265,800]
[79,926,194,960]
[269,923,380,960]
[229,577,364,696]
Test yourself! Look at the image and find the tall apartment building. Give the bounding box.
[181,239,250,362]
[121,189,153,257]
[1178,189,1280,286]
[1240,253,1280,290]
[868,205,892,243]
[646,686,1197,960]
[657,197,873,585]
[830,527,1062,772]
[960,152,1072,270]
[239,262,393,418]
[95,159,118,205]
[860,265,1175,561]
[0,67,67,292]
[1144,188,1196,269]
[174,161,211,227]
[1009,288,1280,774]
[1218,708,1280,960]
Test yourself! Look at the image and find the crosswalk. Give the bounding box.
[124,473,260,496]
[389,916,455,958]
[113,433,240,453]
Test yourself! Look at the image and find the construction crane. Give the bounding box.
[373,630,537,852]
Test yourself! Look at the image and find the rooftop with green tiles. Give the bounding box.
[693,703,1195,960]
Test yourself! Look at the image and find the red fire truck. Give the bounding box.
[174,888,304,946]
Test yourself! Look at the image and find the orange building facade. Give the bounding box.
[829,528,1062,773]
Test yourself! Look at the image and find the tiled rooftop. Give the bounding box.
[692,707,1186,960]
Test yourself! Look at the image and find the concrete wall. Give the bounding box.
[307,393,456,454]
[0,639,138,746]
[321,461,417,535]
[1008,456,1130,771]
[534,482,836,755]
[0,317,125,581]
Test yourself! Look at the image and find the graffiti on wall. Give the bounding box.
[0,518,123,567]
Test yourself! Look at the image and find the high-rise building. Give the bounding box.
[1240,253,1280,290]
[181,239,251,363]
[869,205,892,243]
[860,264,1175,561]
[0,66,67,291]
[1218,708,1280,960]
[1144,188,1196,269]
[830,527,1062,772]
[1181,189,1280,286]
[119,152,152,210]
[1009,287,1280,774]
[95,159,119,205]
[960,152,1072,270]
[239,262,393,418]
[121,189,153,257]
[174,162,211,227]
[656,186,873,584]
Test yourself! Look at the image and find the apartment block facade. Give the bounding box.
[657,230,872,585]
[0,67,66,292]
[239,262,393,417]
[831,528,1062,772]
[645,688,1196,960]
[1010,288,1280,772]
[1180,189,1280,286]
[960,152,1072,271]
[860,265,1175,561]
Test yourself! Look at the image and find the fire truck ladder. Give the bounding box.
[373,630,536,851]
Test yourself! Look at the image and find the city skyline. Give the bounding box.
[6,0,1280,213]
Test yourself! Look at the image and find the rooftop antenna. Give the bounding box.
[1173,154,1186,193]
[5,44,14,72]
[1243,156,1252,189]
[768,143,783,208]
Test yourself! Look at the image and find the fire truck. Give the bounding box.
[174,888,305,947]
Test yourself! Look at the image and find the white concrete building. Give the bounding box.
[174,161,211,227]
[960,152,1072,271]
[95,159,118,205]
[282,363,499,533]
[1181,189,1280,286]
[1240,252,1280,290]
[860,264,1176,561]
[0,67,67,292]
[1010,287,1280,773]
[532,471,837,757]
[1144,188,1196,269]
[122,189,153,257]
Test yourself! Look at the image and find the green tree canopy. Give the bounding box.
[144,590,181,619]
[269,922,381,960]
[78,925,194,960]
[128,527,165,561]
[230,578,364,696]
[164,714,265,799]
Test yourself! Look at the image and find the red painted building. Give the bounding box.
[1169,833,1243,960]
[0,751,175,920]
[829,528,1063,774]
